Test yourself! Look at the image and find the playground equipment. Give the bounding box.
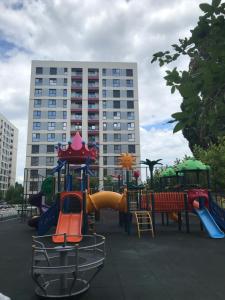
[32,233,105,298]
[30,132,107,298]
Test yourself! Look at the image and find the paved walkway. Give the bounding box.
[0,210,225,300]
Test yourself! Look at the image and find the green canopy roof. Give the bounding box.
[160,167,176,177]
[176,159,210,172]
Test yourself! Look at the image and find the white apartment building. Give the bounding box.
[0,113,18,194]
[25,60,140,191]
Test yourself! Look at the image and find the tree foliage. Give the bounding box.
[141,159,163,189]
[194,137,225,191]
[5,182,24,204]
[152,0,225,151]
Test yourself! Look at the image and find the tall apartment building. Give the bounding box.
[0,113,18,194]
[25,60,140,191]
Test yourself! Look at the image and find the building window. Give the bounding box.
[112,69,120,76]
[113,112,121,119]
[33,111,41,119]
[35,78,43,85]
[62,133,66,142]
[34,99,41,108]
[128,133,135,141]
[63,100,67,108]
[102,79,106,87]
[46,157,54,166]
[30,169,38,178]
[127,122,135,130]
[48,99,56,107]
[48,122,55,130]
[113,79,120,87]
[127,101,134,109]
[31,145,39,154]
[49,78,57,85]
[32,133,40,142]
[113,122,121,130]
[103,134,107,142]
[128,145,135,153]
[113,90,120,98]
[33,122,41,130]
[48,111,56,119]
[103,156,107,165]
[114,156,119,165]
[127,90,134,98]
[63,89,67,97]
[127,112,134,120]
[62,122,67,130]
[31,157,39,166]
[103,145,107,154]
[126,69,133,76]
[50,67,57,75]
[114,144,121,154]
[102,68,106,76]
[47,145,55,153]
[64,78,67,86]
[36,67,43,75]
[47,133,55,142]
[102,90,106,98]
[63,111,67,119]
[126,79,133,87]
[30,181,38,191]
[102,111,106,120]
[102,101,107,109]
[49,89,56,96]
[64,67,68,74]
[34,89,42,96]
[103,168,107,177]
[113,101,120,109]
[114,133,121,142]
[103,122,107,130]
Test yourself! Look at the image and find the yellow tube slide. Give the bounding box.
[87,191,127,213]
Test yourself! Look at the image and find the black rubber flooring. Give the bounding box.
[0,210,225,300]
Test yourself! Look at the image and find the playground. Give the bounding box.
[1,211,225,300]
[1,132,225,299]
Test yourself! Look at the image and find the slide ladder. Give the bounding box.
[134,211,154,238]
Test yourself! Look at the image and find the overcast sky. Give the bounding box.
[0,0,212,182]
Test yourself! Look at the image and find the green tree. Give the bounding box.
[152,0,225,151]
[141,159,163,189]
[5,182,24,204]
[194,137,225,191]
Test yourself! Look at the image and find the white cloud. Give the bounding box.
[0,0,212,183]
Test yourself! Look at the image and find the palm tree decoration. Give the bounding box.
[141,158,163,189]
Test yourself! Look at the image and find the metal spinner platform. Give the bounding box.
[31,233,106,298]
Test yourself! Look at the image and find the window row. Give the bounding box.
[31,156,56,166]
[33,122,67,131]
[103,122,135,131]
[103,144,136,154]
[102,79,133,87]
[102,68,133,77]
[32,133,66,142]
[33,111,67,119]
[103,133,135,142]
[106,100,134,109]
[36,67,133,77]
[35,78,67,86]
[34,89,67,97]
[102,89,133,98]
[103,111,134,120]
[34,99,67,108]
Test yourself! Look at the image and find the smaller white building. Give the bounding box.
[0,113,18,194]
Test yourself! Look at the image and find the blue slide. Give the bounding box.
[194,207,225,239]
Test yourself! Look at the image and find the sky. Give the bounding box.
[0,0,212,182]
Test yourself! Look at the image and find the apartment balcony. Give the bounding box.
[88,81,99,91]
[71,86,82,92]
[88,72,99,80]
[88,129,99,135]
[88,94,99,101]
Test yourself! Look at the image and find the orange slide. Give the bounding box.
[53,192,83,243]
[52,212,82,243]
